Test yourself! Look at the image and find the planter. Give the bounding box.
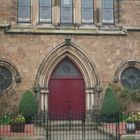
[10,123,25,133]
[125,123,136,134]
[135,121,140,130]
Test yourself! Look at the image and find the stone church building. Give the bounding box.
[0,0,140,115]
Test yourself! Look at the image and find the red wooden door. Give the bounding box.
[48,59,85,119]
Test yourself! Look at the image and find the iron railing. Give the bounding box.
[36,112,120,140]
[0,112,140,139]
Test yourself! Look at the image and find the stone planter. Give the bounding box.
[10,123,25,133]
[125,123,136,134]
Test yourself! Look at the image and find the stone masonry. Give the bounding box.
[0,0,140,111]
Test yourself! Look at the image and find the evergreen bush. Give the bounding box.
[101,86,121,122]
[19,90,38,124]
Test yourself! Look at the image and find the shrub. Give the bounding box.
[19,90,38,124]
[0,112,12,125]
[101,86,121,122]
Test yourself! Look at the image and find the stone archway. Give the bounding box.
[35,39,100,112]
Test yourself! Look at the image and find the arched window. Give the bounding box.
[51,58,82,77]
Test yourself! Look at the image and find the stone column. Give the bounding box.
[53,0,60,26]
[40,88,49,111]
[95,0,102,25]
[86,88,95,111]
[32,0,39,26]
[74,0,81,25]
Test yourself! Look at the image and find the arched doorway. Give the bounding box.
[35,40,100,119]
[48,58,85,119]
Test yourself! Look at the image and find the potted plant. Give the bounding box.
[19,90,38,124]
[125,114,136,134]
[100,86,121,123]
[133,112,140,130]
[10,114,25,133]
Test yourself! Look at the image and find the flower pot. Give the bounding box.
[125,123,136,134]
[10,123,25,133]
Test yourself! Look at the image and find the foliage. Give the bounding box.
[19,90,38,124]
[0,113,25,125]
[101,86,121,122]
[0,112,12,125]
[125,112,140,123]
[109,83,140,111]
[11,114,25,124]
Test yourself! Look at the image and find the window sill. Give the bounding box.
[79,24,98,30]
[3,23,127,35]
[6,26,127,35]
[36,23,55,29]
[12,23,33,29]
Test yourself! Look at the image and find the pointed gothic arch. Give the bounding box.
[35,40,100,112]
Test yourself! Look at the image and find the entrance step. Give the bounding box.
[46,121,101,131]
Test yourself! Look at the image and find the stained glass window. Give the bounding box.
[0,67,12,91]
[121,67,140,90]
[39,0,52,23]
[60,0,73,24]
[52,59,82,77]
[81,0,94,23]
[18,0,31,22]
[102,0,114,24]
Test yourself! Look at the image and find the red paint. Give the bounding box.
[49,78,85,118]
[48,59,85,120]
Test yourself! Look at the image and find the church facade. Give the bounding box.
[0,0,140,114]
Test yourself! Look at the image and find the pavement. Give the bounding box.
[121,135,140,140]
[0,136,46,140]
[1,135,140,140]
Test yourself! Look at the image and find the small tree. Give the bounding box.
[19,90,38,123]
[101,86,121,122]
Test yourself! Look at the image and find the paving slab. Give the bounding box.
[0,136,46,140]
[121,135,140,140]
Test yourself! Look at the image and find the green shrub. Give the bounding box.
[19,90,38,124]
[0,112,12,125]
[101,86,121,122]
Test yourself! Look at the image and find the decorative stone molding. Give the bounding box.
[95,86,102,93]
[35,40,100,110]
[36,40,99,89]
[40,88,49,94]
[114,59,140,90]
[0,58,21,93]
